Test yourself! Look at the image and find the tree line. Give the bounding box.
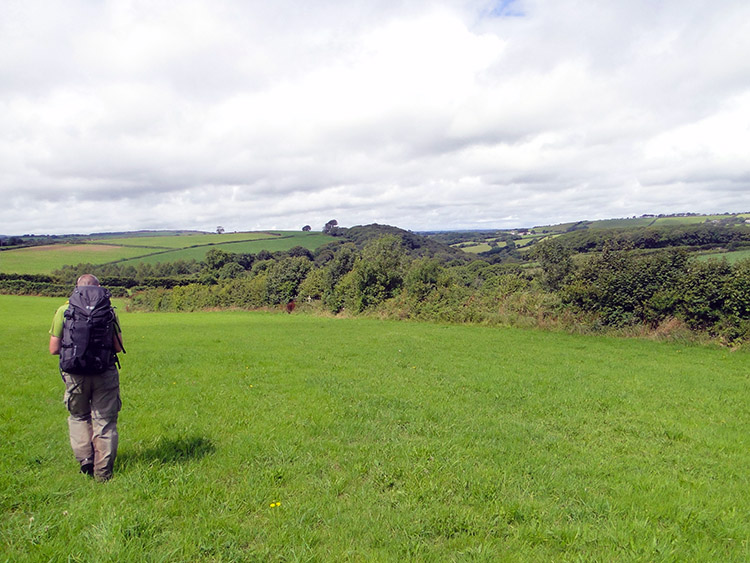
[3,222,750,344]
[120,233,750,345]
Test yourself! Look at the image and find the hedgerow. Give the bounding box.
[0,280,71,297]
[6,229,750,344]
[126,237,750,344]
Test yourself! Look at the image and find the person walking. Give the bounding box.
[49,274,124,482]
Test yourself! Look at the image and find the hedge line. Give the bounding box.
[0,280,72,297]
[0,280,129,298]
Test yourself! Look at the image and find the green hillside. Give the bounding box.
[0,244,153,275]
[538,213,750,231]
[425,212,750,262]
[94,232,280,249]
[117,233,333,265]
[0,231,332,275]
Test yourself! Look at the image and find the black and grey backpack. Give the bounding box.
[59,285,124,375]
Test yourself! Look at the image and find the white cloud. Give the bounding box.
[1,0,749,235]
[642,93,750,184]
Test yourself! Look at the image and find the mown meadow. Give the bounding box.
[1,294,749,561]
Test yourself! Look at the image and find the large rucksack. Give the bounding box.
[60,285,123,375]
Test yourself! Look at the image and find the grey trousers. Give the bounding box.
[62,367,121,480]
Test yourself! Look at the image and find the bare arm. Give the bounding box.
[49,335,61,355]
[113,332,124,353]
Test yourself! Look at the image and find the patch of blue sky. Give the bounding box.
[489,0,525,17]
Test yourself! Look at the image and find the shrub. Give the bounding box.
[0,280,70,297]
[404,258,441,301]
[676,259,731,330]
[562,249,687,327]
[347,236,406,312]
[217,262,246,280]
[530,239,573,290]
[723,259,750,319]
[265,257,312,305]
[297,268,332,302]
[218,278,266,309]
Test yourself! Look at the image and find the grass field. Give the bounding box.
[452,243,493,254]
[586,216,724,228]
[516,234,549,248]
[0,231,332,275]
[534,214,750,233]
[697,249,750,264]
[116,233,333,266]
[2,295,749,561]
[533,222,581,233]
[89,232,287,249]
[0,245,156,275]
[587,218,657,229]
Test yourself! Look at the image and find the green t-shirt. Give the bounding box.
[49,302,121,338]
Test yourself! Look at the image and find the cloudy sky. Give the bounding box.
[1,0,749,235]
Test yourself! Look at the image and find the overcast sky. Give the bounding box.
[1,0,749,235]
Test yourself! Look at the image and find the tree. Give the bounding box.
[530,239,573,290]
[323,219,338,234]
[204,248,231,270]
[346,235,406,311]
[405,258,442,301]
[302,225,311,232]
[217,262,245,280]
[216,226,225,234]
[265,256,313,305]
[288,245,314,260]
[297,268,332,302]
[0,236,23,247]
[326,243,357,285]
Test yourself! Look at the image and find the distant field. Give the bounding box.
[91,232,284,249]
[0,244,153,275]
[598,214,746,228]
[588,218,656,229]
[698,249,750,263]
[535,214,749,233]
[85,230,206,239]
[533,222,580,234]
[118,233,333,265]
[453,242,492,254]
[450,235,544,254]
[517,233,548,247]
[651,216,716,226]
[0,231,332,274]
[2,295,749,560]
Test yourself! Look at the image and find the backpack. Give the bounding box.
[59,285,124,375]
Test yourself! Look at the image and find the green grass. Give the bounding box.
[534,222,581,233]
[116,233,333,266]
[697,249,750,264]
[83,230,206,239]
[535,214,746,232]
[2,295,749,561]
[0,245,155,275]
[454,243,493,254]
[650,216,714,226]
[89,232,288,249]
[0,232,332,274]
[588,218,657,229]
[517,234,548,247]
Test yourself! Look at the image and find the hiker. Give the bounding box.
[49,274,124,482]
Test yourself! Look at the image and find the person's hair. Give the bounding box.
[76,274,101,287]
